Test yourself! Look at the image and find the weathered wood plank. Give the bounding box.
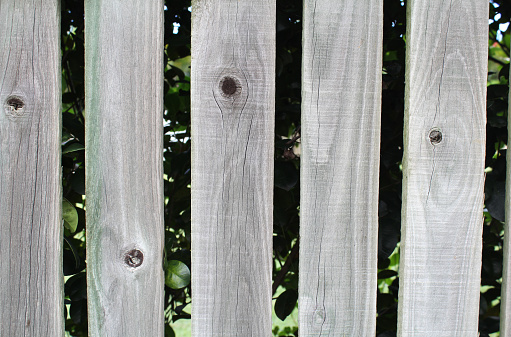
[0,1,63,336]
[502,59,511,337]
[190,0,275,335]
[398,1,487,335]
[85,1,164,336]
[299,1,383,335]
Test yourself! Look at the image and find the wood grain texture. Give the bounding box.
[299,1,383,335]
[190,1,275,336]
[85,1,164,336]
[502,58,511,337]
[0,1,63,336]
[398,1,487,335]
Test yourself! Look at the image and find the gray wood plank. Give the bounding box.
[85,1,164,336]
[502,58,511,337]
[190,1,275,336]
[299,1,383,335]
[0,1,63,336]
[398,1,488,335]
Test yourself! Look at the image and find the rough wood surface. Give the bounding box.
[502,57,511,337]
[0,1,63,336]
[85,1,164,336]
[190,1,275,336]
[398,1,487,335]
[299,1,383,335]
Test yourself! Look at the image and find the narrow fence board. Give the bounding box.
[502,60,511,337]
[299,1,383,335]
[85,1,164,336]
[398,1,488,335]
[190,0,275,336]
[0,1,63,336]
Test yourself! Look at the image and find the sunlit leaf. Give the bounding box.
[165,260,191,289]
[63,198,79,233]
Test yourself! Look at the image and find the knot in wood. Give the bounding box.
[125,249,144,268]
[5,96,25,117]
[429,129,442,145]
[313,309,325,325]
[219,76,241,98]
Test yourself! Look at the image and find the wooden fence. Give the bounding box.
[0,0,508,336]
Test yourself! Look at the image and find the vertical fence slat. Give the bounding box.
[191,0,275,335]
[0,1,62,336]
[398,1,488,335]
[299,1,383,335]
[85,1,164,336]
[502,59,511,337]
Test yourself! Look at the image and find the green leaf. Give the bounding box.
[165,260,191,289]
[63,236,81,275]
[377,269,398,279]
[274,161,298,191]
[275,289,298,321]
[62,142,85,154]
[63,199,79,233]
[65,272,87,301]
[486,180,506,222]
[383,50,398,61]
[165,325,176,337]
[69,299,87,325]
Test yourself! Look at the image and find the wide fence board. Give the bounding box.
[398,1,488,335]
[299,0,383,335]
[190,0,275,336]
[0,1,63,336]
[502,60,511,337]
[84,1,164,336]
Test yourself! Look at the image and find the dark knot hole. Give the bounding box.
[6,97,25,111]
[125,249,144,268]
[429,129,442,145]
[220,76,240,97]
